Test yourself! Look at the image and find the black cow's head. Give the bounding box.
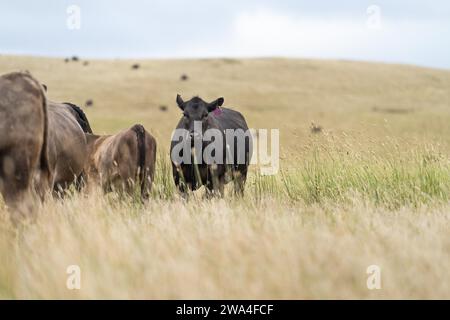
[176,95,224,139]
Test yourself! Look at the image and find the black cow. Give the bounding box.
[170,95,252,197]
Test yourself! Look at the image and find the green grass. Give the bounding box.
[146,141,450,210]
[297,147,449,208]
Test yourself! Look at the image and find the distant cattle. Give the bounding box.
[0,72,51,217]
[131,64,140,70]
[84,124,157,201]
[85,99,94,107]
[170,95,252,197]
[310,122,322,134]
[46,101,92,194]
[180,74,189,81]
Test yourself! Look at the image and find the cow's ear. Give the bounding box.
[207,97,224,112]
[42,84,47,92]
[176,94,185,110]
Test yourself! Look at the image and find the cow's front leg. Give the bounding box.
[173,169,190,200]
[205,165,224,198]
[205,179,224,198]
[177,182,190,200]
[233,169,247,197]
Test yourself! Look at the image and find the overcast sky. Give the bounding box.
[1,0,449,69]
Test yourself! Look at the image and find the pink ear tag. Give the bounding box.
[213,107,223,116]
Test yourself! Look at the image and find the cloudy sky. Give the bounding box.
[1,0,449,69]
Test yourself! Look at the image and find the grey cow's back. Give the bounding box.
[46,100,88,190]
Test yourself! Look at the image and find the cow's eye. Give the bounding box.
[202,112,208,119]
[183,113,189,119]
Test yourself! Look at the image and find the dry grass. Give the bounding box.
[1,194,449,299]
[0,55,449,299]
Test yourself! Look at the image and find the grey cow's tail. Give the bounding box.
[130,124,147,200]
[39,85,50,178]
[31,75,51,195]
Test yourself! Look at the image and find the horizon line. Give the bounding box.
[1,52,449,72]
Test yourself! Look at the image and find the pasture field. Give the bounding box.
[0,55,449,299]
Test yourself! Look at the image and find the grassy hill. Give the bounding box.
[0,55,449,299]
[1,55,449,153]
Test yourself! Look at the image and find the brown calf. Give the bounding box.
[85,124,157,200]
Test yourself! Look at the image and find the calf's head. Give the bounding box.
[176,95,224,139]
